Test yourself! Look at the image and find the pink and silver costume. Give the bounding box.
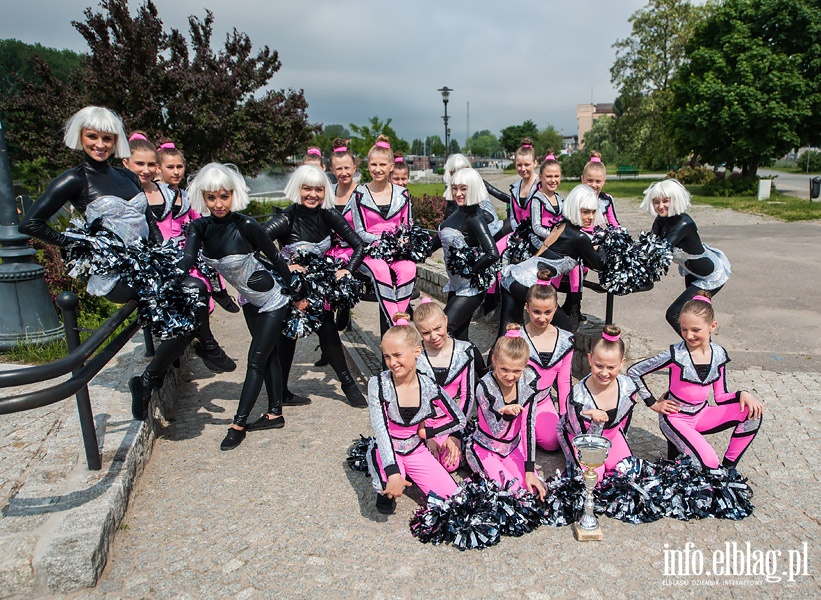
[366,370,463,498]
[530,190,564,241]
[350,184,417,321]
[522,326,575,451]
[326,184,357,263]
[599,192,620,228]
[558,374,638,482]
[465,367,547,490]
[417,338,478,472]
[627,341,761,469]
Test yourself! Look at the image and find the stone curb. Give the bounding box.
[0,339,188,598]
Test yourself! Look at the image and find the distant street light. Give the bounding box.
[438,86,452,159]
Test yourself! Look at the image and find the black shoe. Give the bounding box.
[128,375,151,421]
[314,354,329,367]
[195,342,237,373]
[282,390,312,406]
[411,288,421,300]
[341,378,366,408]
[213,290,241,313]
[335,307,350,332]
[375,493,396,514]
[220,427,246,451]
[246,414,285,431]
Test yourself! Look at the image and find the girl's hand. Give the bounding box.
[425,438,440,457]
[292,298,309,312]
[650,393,680,415]
[498,403,523,416]
[335,268,351,280]
[383,473,411,499]
[582,409,609,423]
[442,436,461,468]
[739,391,764,420]
[289,264,306,273]
[526,472,546,501]
[417,423,428,439]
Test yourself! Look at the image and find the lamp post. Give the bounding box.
[438,86,452,159]
[0,115,62,349]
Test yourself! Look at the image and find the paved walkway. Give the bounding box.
[2,191,819,599]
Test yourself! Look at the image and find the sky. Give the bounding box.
[1,0,651,145]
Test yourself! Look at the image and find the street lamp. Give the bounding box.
[438,86,452,159]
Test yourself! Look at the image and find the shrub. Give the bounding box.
[797,150,821,173]
[558,152,588,179]
[668,165,716,185]
[701,173,759,197]
[411,194,446,231]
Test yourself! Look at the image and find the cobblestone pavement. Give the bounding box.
[5,194,819,599]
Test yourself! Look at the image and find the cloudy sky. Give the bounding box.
[2,0,651,144]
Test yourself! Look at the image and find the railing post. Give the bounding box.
[56,291,101,470]
[605,292,614,326]
[142,327,155,357]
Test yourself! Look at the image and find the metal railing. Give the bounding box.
[0,292,142,470]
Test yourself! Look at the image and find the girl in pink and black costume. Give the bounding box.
[559,325,639,482]
[581,151,620,228]
[627,294,763,469]
[367,316,464,514]
[465,325,547,499]
[350,136,417,335]
[413,299,479,472]
[640,179,731,335]
[530,151,564,241]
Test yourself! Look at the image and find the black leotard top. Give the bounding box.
[652,213,713,277]
[261,204,365,273]
[179,211,292,292]
[544,220,605,271]
[19,153,162,247]
[432,204,500,273]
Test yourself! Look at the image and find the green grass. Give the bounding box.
[686,188,821,222]
[407,183,445,198]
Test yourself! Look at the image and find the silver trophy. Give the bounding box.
[572,433,611,541]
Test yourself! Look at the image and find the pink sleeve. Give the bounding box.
[556,350,574,415]
[713,364,741,404]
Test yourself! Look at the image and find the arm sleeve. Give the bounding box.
[242,218,293,294]
[603,195,620,227]
[327,209,365,273]
[368,376,400,476]
[463,345,477,421]
[430,232,442,252]
[143,202,164,245]
[403,188,413,226]
[178,219,205,273]
[350,196,380,244]
[556,351,574,416]
[260,212,290,243]
[577,235,606,271]
[18,170,84,247]
[627,350,673,406]
[467,216,500,273]
[484,179,508,203]
[530,196,551,240]
[424,388,466,439]
[713,364,742,405]
[524,391,541,473]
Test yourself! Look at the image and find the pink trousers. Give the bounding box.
[372,443,458,498]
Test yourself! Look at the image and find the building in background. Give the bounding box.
[576,103,615,149]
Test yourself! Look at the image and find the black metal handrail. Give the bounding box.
[0,291,142,470]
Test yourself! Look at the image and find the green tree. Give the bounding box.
[583,117,619,165]
[410,138,424,155]
[425,135,445,157]
[671,0,821,176]
[0,39,82,96]
[448,138,460,155]
[534,126,563,159]
[466,129,500,157]
[349,115,409,157]
[500,120,539,153]
[311,124,351,153]
[610,0,705,169]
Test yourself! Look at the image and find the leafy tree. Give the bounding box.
[534,126,563,158]
[0,39,82,96]
[425,135,445,157]
[671,0,821,176]
[500,120,539,153]
[583,117,619,165]
[410,138,425,155]
[466,130,500,157]
[610,0,704,169]
[311,124,351,153]
[449,138,460,155]
[349,115,409,157]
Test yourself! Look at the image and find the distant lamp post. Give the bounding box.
[438,86,452,159]
[0,115,62,349]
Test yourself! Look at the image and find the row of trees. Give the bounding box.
[611,0,821,175]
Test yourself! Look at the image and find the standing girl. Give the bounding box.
[367,315,463,514]
[627,294,763,469]
[262,165,366,407]
[530,151,564,241]
[507,138,540,231]
[581,151,620,228]
[465,325,547,499]
[435,167,500,342]
[522,278,574,451]
[179,163,295,451]
[413,298,478,472]
[350,135,416,335]
[559,325,638,482]
[640,179,731,335]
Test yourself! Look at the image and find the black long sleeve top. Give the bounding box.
[434,204,500,273]
[179,211,292,293]
[19,153,162,247]
[261,204,365,273]
[546,221,606,271]
[651,213,713,277]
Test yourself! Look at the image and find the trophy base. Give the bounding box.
[573,522,603,542]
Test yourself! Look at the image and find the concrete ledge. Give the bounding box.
[0,339,188,597]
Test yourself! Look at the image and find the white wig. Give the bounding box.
[64,106,131,158]
[562,184,606,228]
[449,167,485,207]
[639,179,692,217]
[283,165,335,209]
[443,154,472,200]
[187,163,250,215]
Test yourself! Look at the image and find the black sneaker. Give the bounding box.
[335,308,350,332]
[220,427,246,451]
[314,354,329,367]
[213,290,241,313]
[128,375,151,421]
[246,414,285,431]
[195,342,237,373]
[282,390,312,406]
[375,493,396,514]
[342,381,367,408]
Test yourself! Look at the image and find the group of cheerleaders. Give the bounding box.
[20,106,763,517]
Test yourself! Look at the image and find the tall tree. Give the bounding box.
[671,0,821,176]
[410,138,424,155]
[466,129,500,157]
[500,120,539,153]
[349,116,409,157]
[534,126,564,158]
[582,117,619,165]
[424,135,445,157]
[610,0,704,169]
[311,124,350,153]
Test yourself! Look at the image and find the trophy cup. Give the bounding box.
[572,433,611,541]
